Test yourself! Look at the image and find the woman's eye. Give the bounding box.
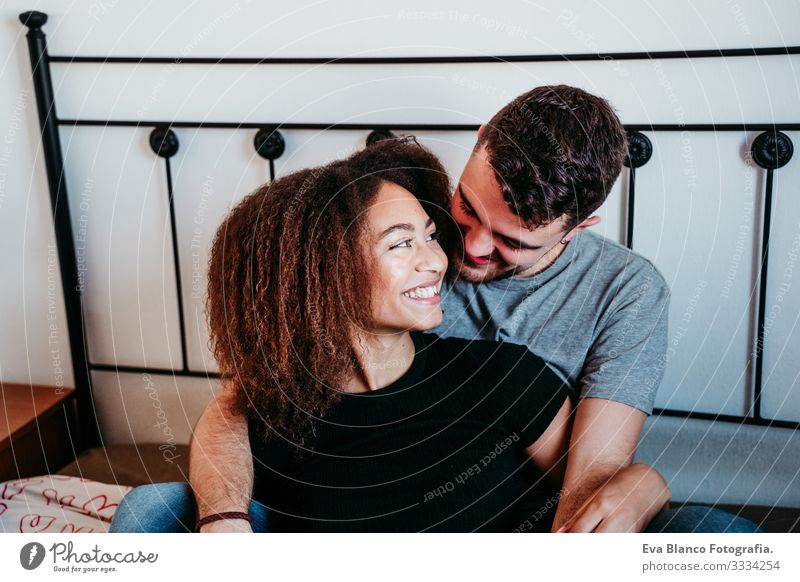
[390,231,440,250]
[390,239,413,250]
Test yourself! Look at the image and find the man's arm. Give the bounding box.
[550,397,669,532]
[550,260,671,532]
[189,381,254,533]
[557,461,670,533]
[551,398,643,529]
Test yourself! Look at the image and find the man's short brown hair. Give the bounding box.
[478,85,627,229]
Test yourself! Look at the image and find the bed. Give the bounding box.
[3,443,799,532]
[1,444,188,533]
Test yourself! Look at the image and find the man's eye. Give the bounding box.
[459,198,476,217]
[427,231,441,242]
[501,239,524,251]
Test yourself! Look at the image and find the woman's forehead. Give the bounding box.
[368,182,429,226]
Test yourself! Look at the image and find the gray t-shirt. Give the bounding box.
[435,230,670,414]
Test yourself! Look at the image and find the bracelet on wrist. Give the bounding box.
[195,511,252,532]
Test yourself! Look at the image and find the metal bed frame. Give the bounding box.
[18,10,799,453]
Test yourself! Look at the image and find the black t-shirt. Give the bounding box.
[249,333,573,532]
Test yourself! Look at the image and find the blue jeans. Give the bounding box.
[644,505,762,533]
[110,482,762,533]
[109,482,270,533]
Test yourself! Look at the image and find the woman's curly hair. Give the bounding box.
[206,138,453,443]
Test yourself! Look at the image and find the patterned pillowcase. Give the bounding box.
[0,475,131,533]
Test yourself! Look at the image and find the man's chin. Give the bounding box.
[452,256,505,283]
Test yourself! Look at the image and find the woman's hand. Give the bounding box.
[556,463,670,533]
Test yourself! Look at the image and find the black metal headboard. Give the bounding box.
[18,10,799,452]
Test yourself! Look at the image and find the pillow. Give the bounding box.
[0,475,131,533]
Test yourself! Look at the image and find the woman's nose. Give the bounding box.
[417,240,446,273]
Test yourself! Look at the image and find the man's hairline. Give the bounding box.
[460,149,575,241]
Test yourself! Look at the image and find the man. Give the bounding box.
[110,85,758,534]
[436,85,667,532]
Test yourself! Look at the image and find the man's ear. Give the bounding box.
[477,124,486,139]
[562,215,601,242]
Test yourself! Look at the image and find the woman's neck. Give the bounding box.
[345,331,416,393]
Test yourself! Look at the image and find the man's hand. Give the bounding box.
[556,463,670,533]
[551,398,646,531]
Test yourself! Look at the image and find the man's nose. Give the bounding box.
[464,226,494,258]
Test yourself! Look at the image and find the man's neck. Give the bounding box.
[513,236,572,279]
[345,331,416,393]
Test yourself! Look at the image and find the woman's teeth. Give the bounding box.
[402,285,439,299]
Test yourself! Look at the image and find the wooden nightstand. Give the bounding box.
[0,383,77,481]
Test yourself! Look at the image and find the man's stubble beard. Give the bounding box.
[448,237,568,284]
[448,252,512,284]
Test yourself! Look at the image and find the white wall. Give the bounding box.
[1,0,799,506]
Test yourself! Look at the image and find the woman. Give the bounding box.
[203,138,576,532]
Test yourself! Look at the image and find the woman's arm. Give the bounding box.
[523,397,574,486]
[189,381,254,533]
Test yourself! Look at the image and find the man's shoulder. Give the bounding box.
[578,231,669,295]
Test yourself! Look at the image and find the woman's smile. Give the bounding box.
[401,280,441,303]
